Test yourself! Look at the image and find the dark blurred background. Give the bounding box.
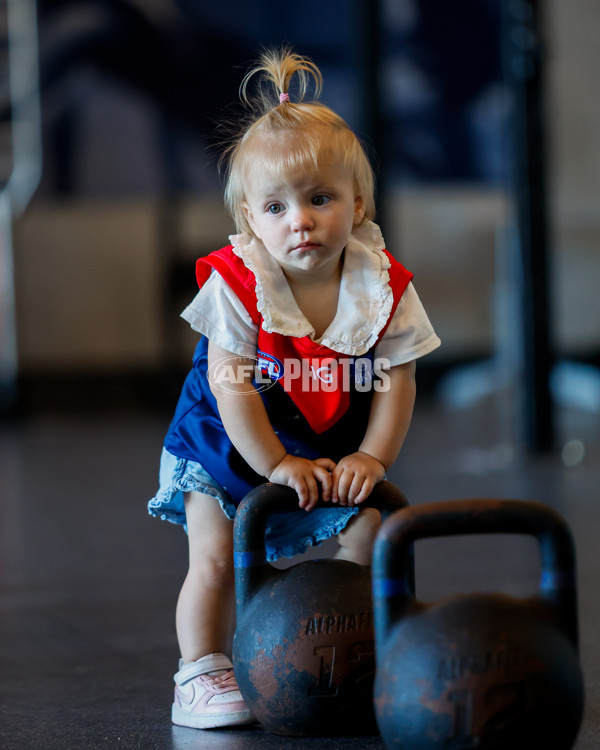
[1,0,599,437]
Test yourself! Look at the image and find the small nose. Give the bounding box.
[290,205,314,232]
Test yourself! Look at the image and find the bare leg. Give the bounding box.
[335,507,381,565]
[176,491,235,663]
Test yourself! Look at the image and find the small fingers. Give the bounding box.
[333,471,376,506]
[274,457,337,510]
[332,468,354,506]
[349,477,375,505]
[314,465,333,501]
[344,474,365,506]
[300,475,321,511]
[292,477,310,510]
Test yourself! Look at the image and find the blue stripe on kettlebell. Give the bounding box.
[234,550,266,568]
[540,568,576,590]
[373,577,411,598]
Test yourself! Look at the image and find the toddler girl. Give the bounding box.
[148,47,440,729]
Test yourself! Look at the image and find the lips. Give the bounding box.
[294,241,320,251]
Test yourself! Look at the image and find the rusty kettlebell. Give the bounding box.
[232,480,410,736]
[372,499,584,750]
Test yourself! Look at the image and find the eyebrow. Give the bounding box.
[259,178,336,197]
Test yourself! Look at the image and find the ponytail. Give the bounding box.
[239,47,323,112]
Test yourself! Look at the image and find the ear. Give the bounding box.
[353,194,365,226]
[243,201,261,238]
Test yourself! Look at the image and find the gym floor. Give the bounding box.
[0,386,598,749]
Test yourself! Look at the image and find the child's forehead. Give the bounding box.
[243,139,351,193]
[245,162,353,202]
[247,162,322,190]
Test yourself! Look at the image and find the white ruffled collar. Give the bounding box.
[229,221,394,356]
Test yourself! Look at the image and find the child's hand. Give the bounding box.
[268,455,336,511]
[330,451,385,506]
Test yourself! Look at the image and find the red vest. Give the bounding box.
[196,245,413,434]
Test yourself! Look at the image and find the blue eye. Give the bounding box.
[312,195,330,206]
[267,203,283,215]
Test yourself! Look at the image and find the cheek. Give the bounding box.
[246,214,263,239]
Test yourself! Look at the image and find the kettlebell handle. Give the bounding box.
[372,499,579,650]
[234,480,410,617]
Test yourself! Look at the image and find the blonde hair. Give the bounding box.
[222,48,376,235]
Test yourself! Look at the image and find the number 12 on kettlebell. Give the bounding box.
[372,499,584,750]
[308,641,375,697]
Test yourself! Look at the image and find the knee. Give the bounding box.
[190,544,234,589]
[188,527,234,589]
[359,507,382,541]
[340,507,381,543]
[184,492,235,587]
[337,508,381,564]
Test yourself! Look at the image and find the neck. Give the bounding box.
[282,254,344,339]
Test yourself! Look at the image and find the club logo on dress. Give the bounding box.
[257,351,285,381]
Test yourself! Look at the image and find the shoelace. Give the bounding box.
[200,669,239,694]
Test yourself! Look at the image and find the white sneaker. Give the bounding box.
[172,652,255,729]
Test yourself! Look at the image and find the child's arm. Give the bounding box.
[331,360,416,506]
[207,340,336,511]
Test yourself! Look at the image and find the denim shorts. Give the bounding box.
[147,448,359,562]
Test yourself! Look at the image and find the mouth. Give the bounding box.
[294,241,320,251]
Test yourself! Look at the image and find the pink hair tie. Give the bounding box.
[279,92,290,103]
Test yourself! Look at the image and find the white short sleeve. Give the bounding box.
[181,272,440,365]
[374,282,441,366]
[181,271,258,357]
